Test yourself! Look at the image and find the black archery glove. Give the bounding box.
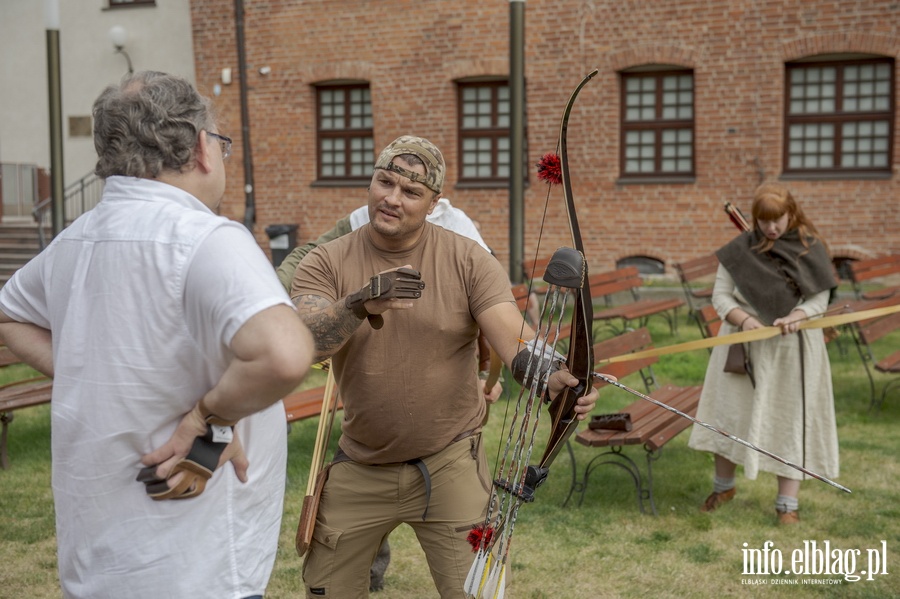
[345,267,425,329]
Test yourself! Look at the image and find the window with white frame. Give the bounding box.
[620,68,694,179]
[458,80,514,184]
[784,57,894,175]
[316,83,374,183]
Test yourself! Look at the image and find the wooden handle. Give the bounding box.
[295,466,331,557]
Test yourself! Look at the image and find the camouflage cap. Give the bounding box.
[373,135,445,194]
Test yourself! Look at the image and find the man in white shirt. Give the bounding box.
[0,71,315,598]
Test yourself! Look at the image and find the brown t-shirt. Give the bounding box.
[293,222,514,463]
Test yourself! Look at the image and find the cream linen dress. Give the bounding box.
[687,265,840,480]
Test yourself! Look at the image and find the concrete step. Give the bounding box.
[0,223,46,286]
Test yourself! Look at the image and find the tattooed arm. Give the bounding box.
[293,294,366,362]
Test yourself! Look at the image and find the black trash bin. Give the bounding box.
[265,224,298,268]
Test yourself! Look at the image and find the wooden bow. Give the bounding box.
[598,303,900,366]
[295,367,339,557]
[464,70,599,599]
[537,70,599,470]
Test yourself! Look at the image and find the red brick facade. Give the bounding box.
[189,0,899,279]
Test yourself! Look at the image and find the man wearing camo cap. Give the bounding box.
[292,135,599,597]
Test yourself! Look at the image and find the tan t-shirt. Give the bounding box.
[294,222,514,463]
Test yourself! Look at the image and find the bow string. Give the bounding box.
[464,70,599,599]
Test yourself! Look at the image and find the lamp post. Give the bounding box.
[108,25,134,75]
[509,0,525,283]
[45,0,64,237]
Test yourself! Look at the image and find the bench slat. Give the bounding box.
[283,385,342,423]
[594,298,685,322]
[849,255,900,301]
[576,385,700,448]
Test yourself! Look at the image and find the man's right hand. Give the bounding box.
[346,264,425,328]
[137,404,249,500]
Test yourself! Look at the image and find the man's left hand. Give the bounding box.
[546,368,606,421]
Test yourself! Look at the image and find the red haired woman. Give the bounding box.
[689,183,839,525]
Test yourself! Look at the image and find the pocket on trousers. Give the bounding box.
[311,520,342,550]
[302,521,344,595]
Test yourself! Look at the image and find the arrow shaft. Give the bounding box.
[590,373,850,493]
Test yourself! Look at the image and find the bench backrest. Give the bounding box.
[857,311,900,347]
[848,255,900,298]
[696,304,722,338]
[523,255,553,281]
[675,253,719,285]
[593,328,657,393]
[588,267,643,301]
[855,296,900,346]
[849,254,900,283]
[283,384,342,423]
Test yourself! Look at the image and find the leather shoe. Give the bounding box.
[700,487,736,512]
[777,509,800,525]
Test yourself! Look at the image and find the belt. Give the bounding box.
[332,427,481,521]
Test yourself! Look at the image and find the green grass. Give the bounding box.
[2,313,899,598]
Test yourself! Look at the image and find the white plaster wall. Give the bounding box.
[0,0,196,195]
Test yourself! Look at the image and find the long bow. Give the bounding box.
[464,70,599,599]
[538,70,599,469]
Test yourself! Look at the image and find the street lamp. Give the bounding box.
[108,25,134,74]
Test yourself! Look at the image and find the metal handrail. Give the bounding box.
[33,172,104,248]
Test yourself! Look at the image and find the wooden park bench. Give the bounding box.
[848,254,900,302]
[849,296,900,412]
[589,267,685,335]
[283,382,342,424]
[674,253,719,317]
[695,304,722,339]
[565,328,702,514]
[0,347,53,470]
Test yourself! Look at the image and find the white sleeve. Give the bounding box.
[184,223,293,350]
[430,206,490,252]
[711,264,742,322]
[349,205,370,230]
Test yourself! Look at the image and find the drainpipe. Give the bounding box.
[234,0,255,231]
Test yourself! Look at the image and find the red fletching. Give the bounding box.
[467,523,494,552]
[536,153,562,185]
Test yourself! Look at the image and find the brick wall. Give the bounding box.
[189,0,899,278]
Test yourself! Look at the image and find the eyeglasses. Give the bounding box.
[206,131,232,159]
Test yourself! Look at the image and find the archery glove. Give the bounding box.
[345,267,425,329]
[511,338,567,395]
[136,423,234,500]
[136,401,238,501]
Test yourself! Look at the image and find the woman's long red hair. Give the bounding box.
[750,183,827,255]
